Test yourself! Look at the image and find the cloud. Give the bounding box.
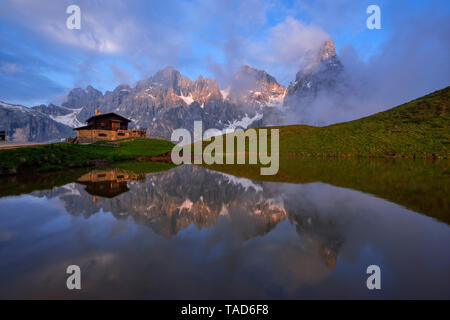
[251,17,330,84]
[207,16,331,88]
[0,0,192,62]
[108,64,134,86]
[1,1,145,54]
[262,17,330,67]
[0,0,199,102]
[0,46,68,106]
[0,0,448,117]
[0,70,64,106]
[281,0,450,126]
[0,62,22,73]
[296,0,370,33]
[347,5,450,108]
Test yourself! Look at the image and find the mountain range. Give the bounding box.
[0,40,346,142]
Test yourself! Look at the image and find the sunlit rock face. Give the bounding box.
[53,67,252,138]
[93,65,284,138]
[225,65,287,110]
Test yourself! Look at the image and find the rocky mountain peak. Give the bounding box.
[283,38,351,123]
[226,65,286,109]
[85,85,101,94]
[151,66,183,90]
[295,39,341,78]
[235,65,279,86]
[113,84,131,92]
[185,76,221,105]
[318,40,337,63]
[63,85,103,109]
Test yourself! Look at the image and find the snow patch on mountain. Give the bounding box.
[266,89,287,108]
[178,93,195,105]
[219,204,229,216]
[220,86,231,100]
[220,173,263,193]
[177,199,194,212]
[60,183,82,197]
[225,113,263,130]
[50,107,83,128]
[0,101,34,113]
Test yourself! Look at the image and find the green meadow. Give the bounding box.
[198,86,449,160]
[0,138,174,175]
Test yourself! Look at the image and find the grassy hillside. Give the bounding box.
[200,87,448,159]
[272,86,449,158]
[0,138,174,175]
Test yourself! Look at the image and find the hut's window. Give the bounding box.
[118,133,125,136]
[97,174,106,178]
[98,133,107,137]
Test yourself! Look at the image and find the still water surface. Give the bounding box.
[0,161,449,299]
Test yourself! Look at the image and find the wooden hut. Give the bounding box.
[73,109,146,142]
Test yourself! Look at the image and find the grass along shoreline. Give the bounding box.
[0,138,174,176]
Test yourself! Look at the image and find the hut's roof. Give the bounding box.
[86,113,131,123]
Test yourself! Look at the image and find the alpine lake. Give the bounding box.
[0,157,448,299]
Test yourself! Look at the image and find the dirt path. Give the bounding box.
[0,142,50,150]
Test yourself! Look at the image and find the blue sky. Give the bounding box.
[0,0,448,107]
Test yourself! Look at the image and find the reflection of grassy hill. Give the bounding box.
[0,161,176,198]
[0,138,174,175]
[106,161,176,174]
[0,168,90,198]
[207,158,450,224]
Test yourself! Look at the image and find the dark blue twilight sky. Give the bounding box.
[0,0,448,108]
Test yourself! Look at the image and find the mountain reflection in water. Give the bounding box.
[0,163,449,299]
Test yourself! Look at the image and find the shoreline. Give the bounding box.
[0,138,175,176]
